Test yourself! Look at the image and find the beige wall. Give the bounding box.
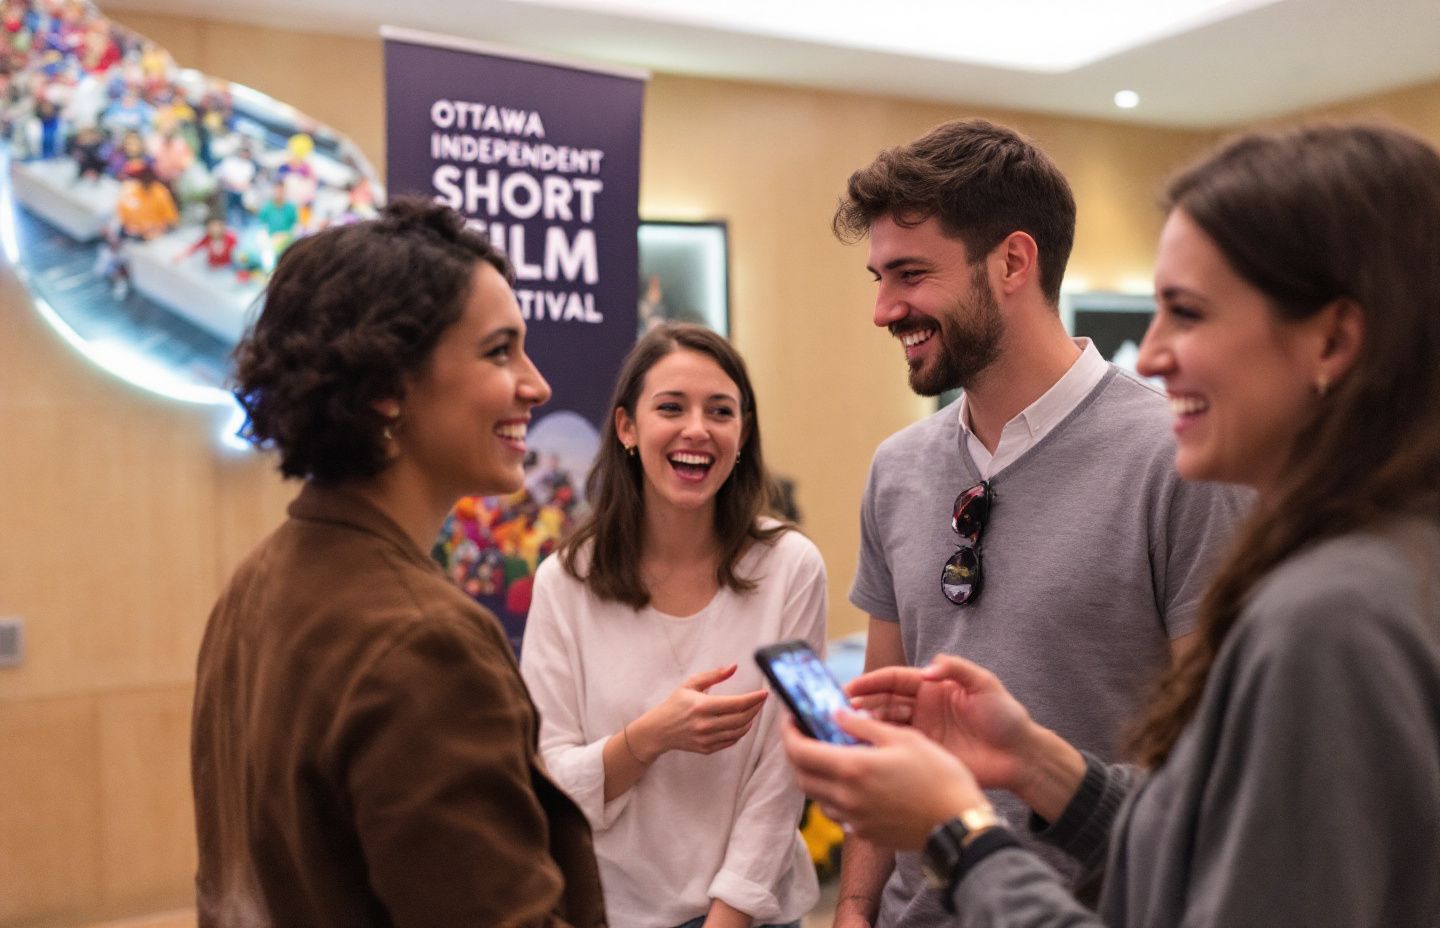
[0,264,296,924]
[2,10,1438,925]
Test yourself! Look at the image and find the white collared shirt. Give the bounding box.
[959,338,1108,478]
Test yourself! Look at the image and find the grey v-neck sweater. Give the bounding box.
[853,366,1249,922]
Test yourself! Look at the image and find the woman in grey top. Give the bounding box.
[784,122,1440,927]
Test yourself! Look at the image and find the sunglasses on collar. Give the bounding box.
[941,481,991,606]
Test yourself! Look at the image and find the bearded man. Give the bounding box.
[830,118,1248,928]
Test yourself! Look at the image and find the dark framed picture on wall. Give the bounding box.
[1063,291,1157,374]
[637,220,730,337]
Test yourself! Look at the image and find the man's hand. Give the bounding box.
[847,654,1037,793]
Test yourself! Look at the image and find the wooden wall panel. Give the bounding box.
[0,696,102,926]
[1,407,212,697]
[0,285,234,702]
[0,211,289,927]
[97,688,196,916]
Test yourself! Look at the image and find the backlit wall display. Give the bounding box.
[1,1,381,437]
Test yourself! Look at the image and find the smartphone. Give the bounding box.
[754,639,861,746]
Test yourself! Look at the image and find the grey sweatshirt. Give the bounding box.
[952,519,1440,927]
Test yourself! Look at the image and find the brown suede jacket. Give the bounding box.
[192,482,605,927]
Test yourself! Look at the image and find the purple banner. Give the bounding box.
[384,29,646,650]
[384,30,644,425]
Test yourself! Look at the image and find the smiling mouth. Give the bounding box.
[891,322,938,353]
[668,450,715,481]
[495,421,528,450]
[1167,395,1210,416]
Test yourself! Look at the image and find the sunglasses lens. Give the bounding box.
[951,483,991,540]
[941,546,981,605]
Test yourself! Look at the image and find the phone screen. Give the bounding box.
[754,639,861,746]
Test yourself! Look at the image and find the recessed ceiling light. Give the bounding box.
[1114,90,1141,109]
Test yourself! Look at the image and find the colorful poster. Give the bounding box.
[384,28,647,650]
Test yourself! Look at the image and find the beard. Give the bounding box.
[907,265,1004,396]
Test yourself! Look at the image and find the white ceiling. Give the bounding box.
[102,0,1440,128]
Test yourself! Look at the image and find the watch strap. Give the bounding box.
[937,826,1021,914]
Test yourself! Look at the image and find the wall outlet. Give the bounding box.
[0,617,23,668]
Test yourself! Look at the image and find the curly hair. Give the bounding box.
[559,324,789,608]
[232,198,511,482]
[833,118,1076,304]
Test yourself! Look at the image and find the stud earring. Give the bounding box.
[1315,374,1330,398]
[382,414,401,442]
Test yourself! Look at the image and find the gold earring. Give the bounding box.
[1315,374,1330,398]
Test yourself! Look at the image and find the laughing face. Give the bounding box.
[615,348,744,517]
[866,214,1004,396]
[1139,209,1322,494]
[392,261,551,505]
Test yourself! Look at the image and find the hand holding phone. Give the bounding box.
[754,639,861,746]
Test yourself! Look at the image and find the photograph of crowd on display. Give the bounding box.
[0,0,380,391]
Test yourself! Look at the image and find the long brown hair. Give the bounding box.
[1130,123,1440,767]
[560,324,787,607]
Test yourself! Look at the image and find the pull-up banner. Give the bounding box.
[383,26,646,429]
[384,27,647,651]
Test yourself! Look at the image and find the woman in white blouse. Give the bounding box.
[521,323,825,928]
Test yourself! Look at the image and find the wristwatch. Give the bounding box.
[921,805,1009,910]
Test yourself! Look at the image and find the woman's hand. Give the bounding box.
[783,713,984,850]
[628,664,768,761]
[847,655,1039,794]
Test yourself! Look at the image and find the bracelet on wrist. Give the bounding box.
[621,722,649,764]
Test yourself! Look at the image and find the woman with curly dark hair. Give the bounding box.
[785,123,1440,927]
[520,323,824,928]
[192,199,605,927]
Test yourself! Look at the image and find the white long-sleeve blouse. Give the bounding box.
[520,528,826,928]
